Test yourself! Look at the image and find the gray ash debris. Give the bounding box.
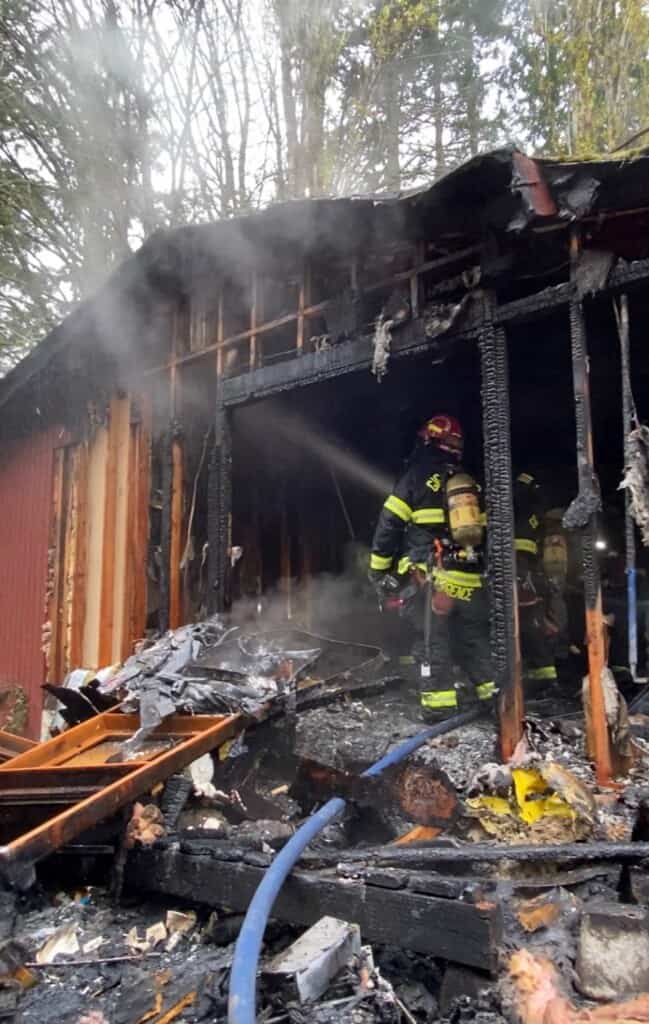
[441,990,507,1024]
[295,695,424,772]
[413,723,497,792]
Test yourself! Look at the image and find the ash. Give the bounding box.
[413,723,498,792]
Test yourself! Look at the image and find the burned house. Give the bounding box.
[3,145,649,1022]
[1,144,649,761]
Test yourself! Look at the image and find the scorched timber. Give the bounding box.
[300,840,649,869]
[127,846,502,972]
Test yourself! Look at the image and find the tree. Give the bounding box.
[505,0,649,156]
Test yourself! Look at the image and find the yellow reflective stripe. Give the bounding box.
[370,553,393,570]
[384,495,413,522]
[477,681,497,699]
[515,538,538,555]
[434,569,482,588]
[517,473,534,485]
[412,508,445,525]
[399,656,416,665]
[420,690,458,709]
[526,666,557,680]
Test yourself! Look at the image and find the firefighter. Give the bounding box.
[514,472,559,692]
[369,414,495,719]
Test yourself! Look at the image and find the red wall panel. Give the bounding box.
[0,428,59,737]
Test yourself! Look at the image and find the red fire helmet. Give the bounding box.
[418,414,464,458]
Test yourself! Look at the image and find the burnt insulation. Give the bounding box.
[208,400,232,613]
[479,300,517,690]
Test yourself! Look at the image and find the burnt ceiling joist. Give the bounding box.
[219,253,649,408]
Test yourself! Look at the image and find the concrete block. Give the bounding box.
[265,915,361,1004]
[577,901,649,1000]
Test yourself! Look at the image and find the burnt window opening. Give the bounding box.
[229,344,483,645]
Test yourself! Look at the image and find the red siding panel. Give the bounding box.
[0,428,59,737]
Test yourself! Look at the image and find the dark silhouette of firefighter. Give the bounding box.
[369,414,494,718]
[513,471,559,691]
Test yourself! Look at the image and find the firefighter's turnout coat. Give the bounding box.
[369,446,481,600]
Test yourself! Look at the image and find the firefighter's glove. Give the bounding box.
[368,570,399,609]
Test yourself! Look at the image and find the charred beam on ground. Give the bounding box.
[301,840,649,869]
[126,848,503,972]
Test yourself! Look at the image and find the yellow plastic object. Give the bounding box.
[218,739,234,761]
[512,768,573,824]
[471,795,512,817]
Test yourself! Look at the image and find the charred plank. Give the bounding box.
[127,847,502,972]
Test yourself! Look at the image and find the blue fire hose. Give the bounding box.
[228,704,485,1024]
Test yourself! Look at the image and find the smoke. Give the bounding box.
[227,552,389,650]
[237,403,393,498]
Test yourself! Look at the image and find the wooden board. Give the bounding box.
[127,848,502,972]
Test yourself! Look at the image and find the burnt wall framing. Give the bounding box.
[218,254,649,410]
[207,396,233,614]
[209,248,649,758]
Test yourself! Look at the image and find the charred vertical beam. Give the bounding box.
[208,396,232,614]
[617,294,638,680]
[280,486,292,620]
[169,433,184,628]
[479,294,523,760]
[296,262,309,354]
[129,395,151,652]
[99,398,120,665]
[249,273,258,371]
[159,427,173,633]
[216,293,224,378]
[565,231,612,784]
[69,444,89,669]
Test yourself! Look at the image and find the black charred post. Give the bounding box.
[564,229,612,784]
[159,427,173,633]
[479,291,523,759]
[618,293,638,680]
[207,395,232,614]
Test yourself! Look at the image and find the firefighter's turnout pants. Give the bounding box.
[519,593,558,688]
[411,569,495,713]
[517,564,557,689]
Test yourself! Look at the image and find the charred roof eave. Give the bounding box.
[4,145,649,426]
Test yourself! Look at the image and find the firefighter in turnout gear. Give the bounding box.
[514,472,559,691]
[369,414,495,718]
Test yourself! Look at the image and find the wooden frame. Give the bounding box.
[144,244,481,377]
[0,711,241,881]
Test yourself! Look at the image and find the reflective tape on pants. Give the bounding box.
[476,681,497,699]
[420,690,458,709]
[525,666,557,681]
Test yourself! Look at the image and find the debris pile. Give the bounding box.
[5,616,649,1021]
